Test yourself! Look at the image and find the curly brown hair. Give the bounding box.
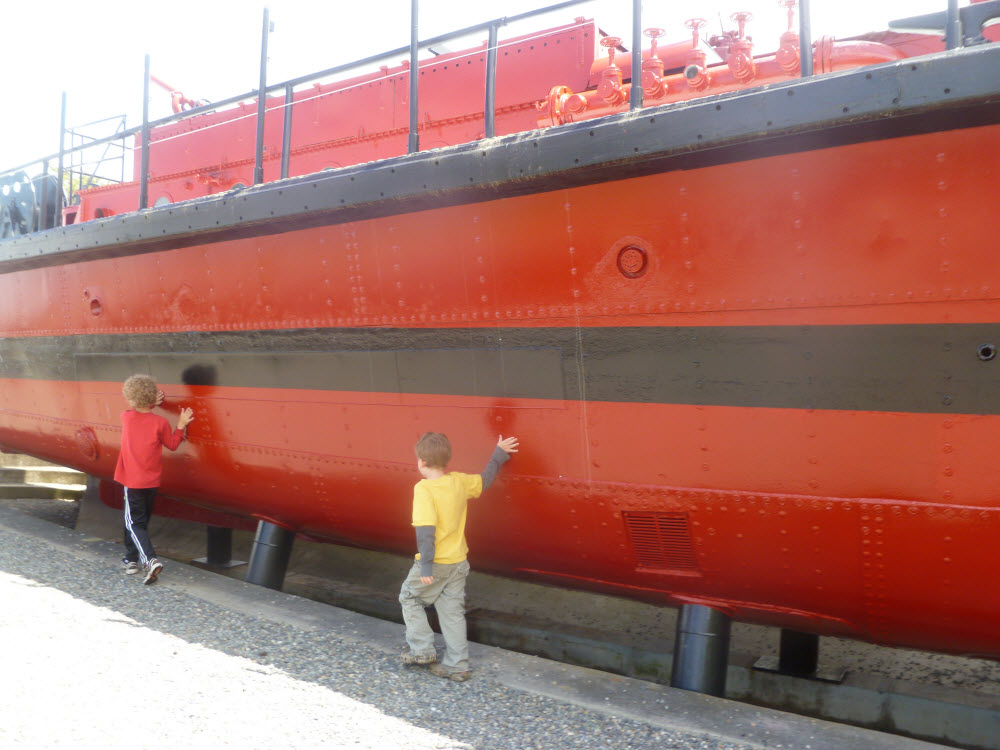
[122,374,158,409]
[415,432,451,469]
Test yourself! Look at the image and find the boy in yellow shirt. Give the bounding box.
[399,432,519,681]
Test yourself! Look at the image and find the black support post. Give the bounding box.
[670,604,731,696]
[778,629,819,676]
[193,525,245,569]
[245,521,294,590]
[206,525,232,564]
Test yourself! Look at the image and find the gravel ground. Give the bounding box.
[2,496,80,529]
[0,514,774,750]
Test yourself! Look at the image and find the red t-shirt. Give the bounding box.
[114,410,185,489]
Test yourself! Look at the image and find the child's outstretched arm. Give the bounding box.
[162,407,195,451]
[480,435,518,490]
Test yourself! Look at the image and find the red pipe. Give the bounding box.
[539,38,906,127]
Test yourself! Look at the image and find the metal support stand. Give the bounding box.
[245,521,294,590]
[753,628,844,683]
[193,525,245,569]
[778,629,819,676]
[670,604,731,697]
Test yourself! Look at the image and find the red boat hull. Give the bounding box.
[2,24,1000,658]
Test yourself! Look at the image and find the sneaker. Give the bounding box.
[143,559,163,585]
[428,663,471,682]
[400,648,436,666]
[123,561,140,575]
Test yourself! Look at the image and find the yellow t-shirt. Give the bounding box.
[412,472,483,565]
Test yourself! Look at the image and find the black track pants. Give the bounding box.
[123,487,158,565]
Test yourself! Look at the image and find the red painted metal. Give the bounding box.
[538,29,905,126]
[2,8,1000,660]
[78,21,596,221]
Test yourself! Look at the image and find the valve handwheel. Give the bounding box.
[684,18,707,47]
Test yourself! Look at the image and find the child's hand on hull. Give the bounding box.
[497,436,519,454]
[177,407,195,430]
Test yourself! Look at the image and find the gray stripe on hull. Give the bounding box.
[1,324,998,414]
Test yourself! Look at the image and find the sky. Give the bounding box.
[1,0,958,174]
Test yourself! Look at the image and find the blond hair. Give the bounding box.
[122,374,158,409]
[415,432,451,469]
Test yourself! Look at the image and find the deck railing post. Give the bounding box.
[409,0,420,154]
[254,7,270,185]
[139,56,150,209]
[57,93,67,224]
[799,0,813,77]
[945,0,961,49]
[485,23,499,138]
[630,0,643,110]
[39,159,49,231]
[280,83,294,179]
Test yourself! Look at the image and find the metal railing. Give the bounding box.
[4,0,998,236]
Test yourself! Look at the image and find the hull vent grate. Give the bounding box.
[623,512,698,571]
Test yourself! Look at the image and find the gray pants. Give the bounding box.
[399,559,471,671]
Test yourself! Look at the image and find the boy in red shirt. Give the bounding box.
[113,374,194,585]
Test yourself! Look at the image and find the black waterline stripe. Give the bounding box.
[2,324,999,415]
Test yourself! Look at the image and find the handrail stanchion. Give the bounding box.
[3,1,595,181]
[630,0,643,110]
[799,0,813,77]
[409,0,420,154]
[139,56,151,210]
[40,159,49,231]
[254,7,271,185]
[485,22,500,139]
[281,83,294,179]
[945,0,961,49]
[57,92,66,224]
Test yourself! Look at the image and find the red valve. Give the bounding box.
[780,0,798,33]
[645,27,666,55]
[683,18,710,90]
[600,36,622,66]
[597,36,628,106]
[642,28,667,99]
[730,11,753,40]
[685,18,707,48]
[728,11,757,83]
[776,0,801,75]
